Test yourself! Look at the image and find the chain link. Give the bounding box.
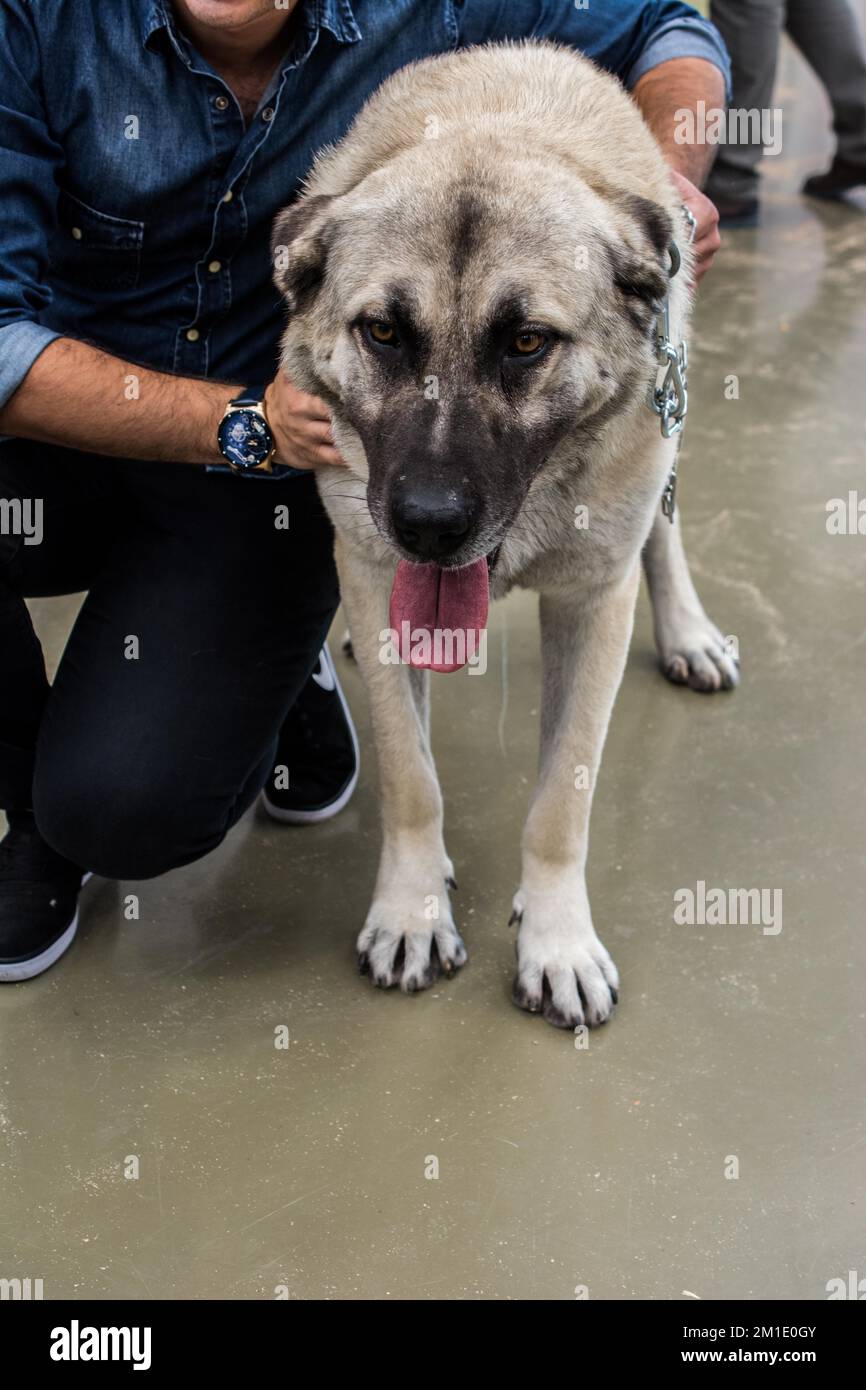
[647,211,693,521]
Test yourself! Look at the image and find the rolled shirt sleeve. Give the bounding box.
[0,321,63,408]
[625,15,732,98]
[455,2,733,103]
[0,1,64,409]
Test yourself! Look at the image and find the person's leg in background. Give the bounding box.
[706,0,786,225]
[790,0,866,196]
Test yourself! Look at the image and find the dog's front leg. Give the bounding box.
[335,537,467,993]
[643,508,739,692]
[512,568,640,1030]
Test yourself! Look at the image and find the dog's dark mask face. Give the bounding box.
[272,170,673,568]
[339,297,585,568]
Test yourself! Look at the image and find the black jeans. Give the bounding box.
[0,441,339,878]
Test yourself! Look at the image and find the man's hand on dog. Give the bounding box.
[264,374,347,470]
[671,169,721,285]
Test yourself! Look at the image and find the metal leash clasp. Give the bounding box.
[648,240,688,441]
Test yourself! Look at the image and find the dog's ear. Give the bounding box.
[619,192,673,258]
[607,192,674,313]
[271,194,335,314]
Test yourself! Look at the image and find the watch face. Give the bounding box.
[218,408,273,470]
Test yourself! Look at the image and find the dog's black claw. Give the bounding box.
[609,986,619,1005]
[543,1002,582,1031]
[446,875,458,891]
[358,952,369,976]
[511,977,538,1012]
[508,909,522,927]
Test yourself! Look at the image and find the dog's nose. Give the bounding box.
[391,486,476,561]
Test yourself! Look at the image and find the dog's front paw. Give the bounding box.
[511,890,619,1031]
[657,607,739,693]
[357,887,467,994]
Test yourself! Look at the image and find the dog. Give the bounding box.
[271,41,737,1031]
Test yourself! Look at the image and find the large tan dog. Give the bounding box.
[272,41,737,1031]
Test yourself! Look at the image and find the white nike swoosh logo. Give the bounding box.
[311,655,336,693]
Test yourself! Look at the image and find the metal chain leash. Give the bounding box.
[649,204,696,521]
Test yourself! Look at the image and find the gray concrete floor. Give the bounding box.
[2,40,865,1301]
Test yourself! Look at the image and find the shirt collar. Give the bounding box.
[316,0,362,45]
[142,1,168,48]
[142,1,361,52]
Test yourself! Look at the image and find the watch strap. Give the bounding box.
[205,462,310,479]
[229,384,268,408]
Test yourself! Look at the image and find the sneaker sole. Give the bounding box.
[261,644,361,826]
[0,872,91,983]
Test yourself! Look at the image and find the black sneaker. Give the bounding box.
[803,156,866,200]
[0,811,90,982]
[262,644,359,824]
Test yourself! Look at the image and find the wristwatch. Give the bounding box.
[213,386,304,479]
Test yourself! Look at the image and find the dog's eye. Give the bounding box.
[365,320,399,347]
[507,331,547,358]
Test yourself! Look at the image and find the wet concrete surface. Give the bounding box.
[1,38,865,1299]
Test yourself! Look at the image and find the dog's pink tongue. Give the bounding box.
[390,559,489,672]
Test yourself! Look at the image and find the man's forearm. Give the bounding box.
[0,337,239,465]
[632,57,726,187]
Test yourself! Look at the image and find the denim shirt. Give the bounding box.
[0,0,729,405]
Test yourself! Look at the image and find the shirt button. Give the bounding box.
[214,95,229,111]
[262,106,275,123]
[186,328,200,342]
[71,226,83,240]
[208,260,222,274]
[222,189,233,203]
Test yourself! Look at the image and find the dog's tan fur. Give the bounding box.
[273,42,736,1030]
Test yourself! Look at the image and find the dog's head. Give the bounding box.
[272,143,674,569]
